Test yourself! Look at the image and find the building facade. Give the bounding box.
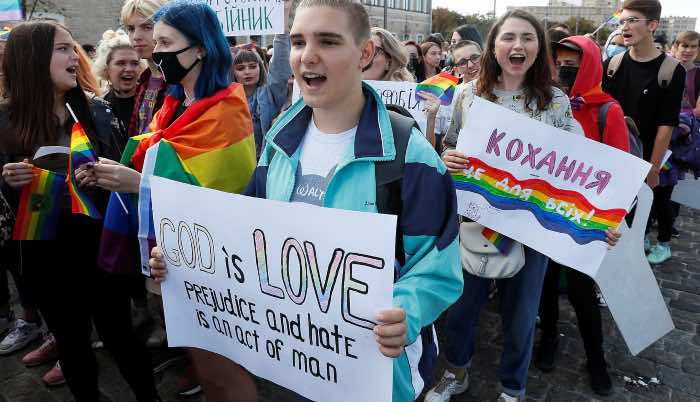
[25,0,433,46]
[509,0,621,27]
[659,16,698,43]
[362,0,432,43]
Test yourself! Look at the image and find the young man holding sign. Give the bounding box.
[150,1,462,401]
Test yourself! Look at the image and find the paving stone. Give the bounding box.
[671,318,696,333]
[669,300,700,314]
[0,358,24,382]
[545,387,588,402]
[681,354,700,376]
[637,348,682,369]
[1,374,58,402]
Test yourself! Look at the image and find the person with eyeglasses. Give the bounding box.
[441,40,483,154]
[602,0,686,265]
[450,40,482,84]
[362,27,414,82]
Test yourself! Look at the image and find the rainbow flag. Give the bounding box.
[12,168,66,240]
[98,84,256,274]
[416,72,459,106]
[452,158,626,245]
[607,10,622,25]
[68,122,102,219]
[0,0,22,21]
[481,227,514,254]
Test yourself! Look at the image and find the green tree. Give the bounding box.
[432,8,495,44]
[562,16,598,35]
[462,13,496,40]
[432,7,464,39]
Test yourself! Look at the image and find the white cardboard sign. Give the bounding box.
[454,97,651,276]
[672,176,700,210]
[596,184,674,355]
[150,177,395,402]
[292,80,455,136]
[207,0,284,37]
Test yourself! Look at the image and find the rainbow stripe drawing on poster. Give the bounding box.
[453,156,626,245]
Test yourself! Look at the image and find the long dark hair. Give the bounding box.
[476,10,554,112]
[2,20,95,154]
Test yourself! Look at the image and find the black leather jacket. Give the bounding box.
[0,93,126,214]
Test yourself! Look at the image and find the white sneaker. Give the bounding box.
[0,311,15,335]
[424,370,469,402]
[0,319,41,355]
[497,392,522,402]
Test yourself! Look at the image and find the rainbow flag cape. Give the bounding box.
[98,83,256,274]
[481,227,514,254]
[452,158,626,245]
[12,168,66,240]
[68,122,102,218]
[416,72,459,106]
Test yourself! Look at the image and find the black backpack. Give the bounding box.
[597,101,644,159]
[376,110,418,266]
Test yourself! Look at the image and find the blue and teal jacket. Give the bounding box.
[244,84,463,401]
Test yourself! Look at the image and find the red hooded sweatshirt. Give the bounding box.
[560,36,630,152]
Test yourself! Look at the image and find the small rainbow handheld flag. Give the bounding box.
[416,72,459,106]
[12,167,66,240]
[607,10,622,25]
[481,227,515,255]
[68,122,101,218]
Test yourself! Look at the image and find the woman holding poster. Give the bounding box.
[426,10,586,402]
[84,1,258,401]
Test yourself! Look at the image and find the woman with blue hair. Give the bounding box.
[88,2,258,400]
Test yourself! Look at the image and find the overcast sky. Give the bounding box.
[433,0,700,30]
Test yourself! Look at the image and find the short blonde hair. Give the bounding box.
[120,0,167,25]
[371,28,414,82]
[92,30,145,89]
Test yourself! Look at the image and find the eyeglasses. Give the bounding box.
[454,54,481,67]
[374,46,387,57]
[618,17,651,27]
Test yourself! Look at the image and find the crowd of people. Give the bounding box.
[0,0,698,401]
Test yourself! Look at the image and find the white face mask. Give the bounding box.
[604,44,626,61]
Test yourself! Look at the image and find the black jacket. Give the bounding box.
[0,92,125,215]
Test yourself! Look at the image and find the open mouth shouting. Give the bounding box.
[301,72,327,91]
[507,53,527,70]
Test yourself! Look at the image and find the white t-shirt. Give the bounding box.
[290,119,357,206]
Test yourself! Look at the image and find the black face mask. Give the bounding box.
[152,45,202,85]
[557,66,579,94]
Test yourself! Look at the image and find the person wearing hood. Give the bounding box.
[535,35,629,397]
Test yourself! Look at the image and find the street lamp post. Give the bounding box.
[383,0,388,30]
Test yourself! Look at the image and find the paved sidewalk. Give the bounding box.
[1,208,699,402]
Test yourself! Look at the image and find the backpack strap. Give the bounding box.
[606,52,625,80]
[375,111,415,189]
[658,55,679,89]
[597,101,614,142]
[375,111,418,267]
